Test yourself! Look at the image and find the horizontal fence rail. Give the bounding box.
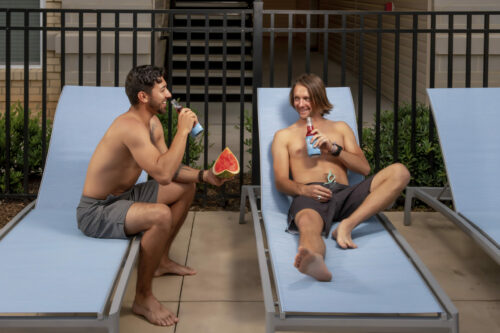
[1,6,500,203]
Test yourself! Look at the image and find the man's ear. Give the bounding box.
[137,91,149,104]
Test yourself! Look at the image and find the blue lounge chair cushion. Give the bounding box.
[427,88,500,246]
[258,87,442,314]
[0,86,145,314]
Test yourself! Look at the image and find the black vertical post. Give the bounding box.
[287,13,292,86]
[78,11,83,85]
[5,10,11,193]
[23,10,30,193]
[357,14,364,146]
[167,11,173,145]
[429,13,436,145]
[221,13,228,204]
[96,11,101,86]
[222,13,227,151]
[239,13,245,190]
[133,12,137,68]
[114,12,119,87]
[305,14,310,74]
[185,13,192,165]
[483,14,489,87]
[269,13,274,86]
[42,10,47,167]
[374,14,382,172]
[341,14,346,86]
[410,14,418,155]
[393,14,400,163]
[465,13,472,88]
[447,14,454,88]
[252,0,263,185]
[323,14,328,85]
[61,11,66,89]
[151,12,155,65]
[203,14,209,204]
[167,12,174,147]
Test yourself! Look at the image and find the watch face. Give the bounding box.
[332,143,342,156]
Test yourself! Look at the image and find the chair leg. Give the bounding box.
[239,185,249,224]
[404,187,415,226]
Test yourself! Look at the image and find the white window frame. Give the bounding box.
[0,0,45,69]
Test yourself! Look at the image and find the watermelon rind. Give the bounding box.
[212,147,240,178]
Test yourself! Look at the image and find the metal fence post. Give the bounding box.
[251,0,263,185]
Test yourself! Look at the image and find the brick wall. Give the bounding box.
[0,0,62,119]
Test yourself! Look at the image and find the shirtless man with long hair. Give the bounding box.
[272,73,410,282]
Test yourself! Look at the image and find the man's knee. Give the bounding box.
[150,204,172,232]
[391,163,410,186]
[295,209,323,232]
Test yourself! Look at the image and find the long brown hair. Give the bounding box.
[289,73,333,115]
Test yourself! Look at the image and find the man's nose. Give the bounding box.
[165,89,172,99]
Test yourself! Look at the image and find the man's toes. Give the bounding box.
[337,239,347,249]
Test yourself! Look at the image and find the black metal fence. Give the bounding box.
[1,3,499,201]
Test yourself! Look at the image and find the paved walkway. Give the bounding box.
[120,211,500,333]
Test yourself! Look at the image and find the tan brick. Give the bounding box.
[9,87,23,96]
[11,71,23,81]
[47,57,61,66]
[47,72,60,80]
[47,87,61,95]
[11,81,24,88]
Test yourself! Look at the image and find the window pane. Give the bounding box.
[0,0,40,65]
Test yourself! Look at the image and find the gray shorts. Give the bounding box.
[287,176,374,237]
[76,180,159,239]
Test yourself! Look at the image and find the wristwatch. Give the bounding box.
[198,169,205,183]
[331,142,343,156]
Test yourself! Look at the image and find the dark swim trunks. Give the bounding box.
[76,179,159,239]
[287,176,374,236]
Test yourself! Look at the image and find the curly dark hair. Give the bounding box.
[289,73,333,116]
[125,65,166,105]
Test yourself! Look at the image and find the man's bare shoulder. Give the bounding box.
[328,120,352,132]
[110,112,147,134]
[274,122,300,140]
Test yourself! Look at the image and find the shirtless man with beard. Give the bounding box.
[77,65,228,326]
[272,73,410,282]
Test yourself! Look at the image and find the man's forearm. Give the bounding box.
[337,151,370,176]
[276,178,303,197]
[173,164,202,183]
[154,130,190,183]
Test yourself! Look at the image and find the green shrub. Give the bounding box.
[157,106,203,168]
[234,109,252,171]
[0,103,52,193]
[361,103,447,187]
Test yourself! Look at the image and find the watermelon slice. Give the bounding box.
[212,147,240,178]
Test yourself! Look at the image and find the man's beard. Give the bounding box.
[149,99,166,114]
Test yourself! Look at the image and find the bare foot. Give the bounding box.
[154,259,196,277]
[294,246,332,282]
[331,221,358,249]
[132,294,179,326]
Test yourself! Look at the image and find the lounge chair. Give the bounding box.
[405,88,500,265]
[239,87,458,333]
[0,86,145,332]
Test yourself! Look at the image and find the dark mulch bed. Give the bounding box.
[0,173,251,230]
